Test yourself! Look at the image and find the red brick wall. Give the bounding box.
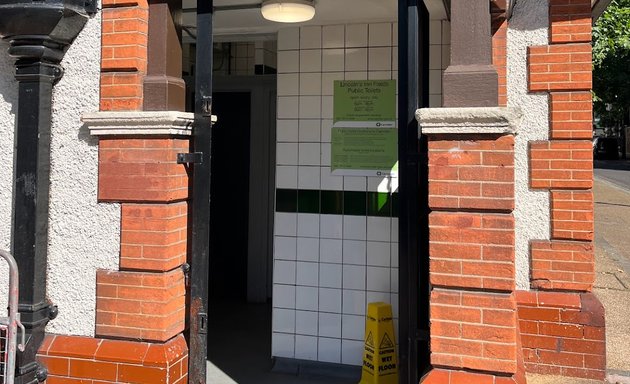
[101,0,148,111]
[517,291,605,380]
[423,132,524,384]
[521,0,605,380]
[38,334,188,384]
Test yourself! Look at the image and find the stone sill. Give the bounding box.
[82,111,216,137]
[415,107,522,136]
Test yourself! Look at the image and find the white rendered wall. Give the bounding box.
[0,14,121,336]
[507,0,551,290]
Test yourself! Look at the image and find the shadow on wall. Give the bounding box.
[509,0,549,31]
[0,40,17,114]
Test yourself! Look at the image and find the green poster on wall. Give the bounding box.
[332,80,397,175]
[333,80,396,123]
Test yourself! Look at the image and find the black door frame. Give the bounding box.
[188,2,432,382]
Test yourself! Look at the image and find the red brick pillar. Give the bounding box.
[37,112,193,384]
[417,108,526,384]
[517,0,606,380]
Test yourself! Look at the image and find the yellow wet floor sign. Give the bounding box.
[359,302,398,384]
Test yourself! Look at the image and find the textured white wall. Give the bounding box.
[0,14,121,336]
[507,0,551,290]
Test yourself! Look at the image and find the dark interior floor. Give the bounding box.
[206,300,357,384]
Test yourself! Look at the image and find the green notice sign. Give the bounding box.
[331,128,397,172]
[333,80,396,122]
[332,80,397,175]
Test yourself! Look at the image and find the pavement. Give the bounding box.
[529,167,630,384]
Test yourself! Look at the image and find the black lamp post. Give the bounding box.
[0,1,95,382]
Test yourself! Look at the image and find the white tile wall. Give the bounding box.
[272,20,449,366]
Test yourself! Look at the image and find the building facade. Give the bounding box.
[0,0,608,383]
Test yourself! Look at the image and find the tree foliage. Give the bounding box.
[592,0,630,127]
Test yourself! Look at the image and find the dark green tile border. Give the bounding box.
[276,189,398,217]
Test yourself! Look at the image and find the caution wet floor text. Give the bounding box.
[359,302,398,384]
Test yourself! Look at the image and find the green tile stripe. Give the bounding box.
[276,189,398,217]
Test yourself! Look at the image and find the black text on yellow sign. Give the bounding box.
[359,302,398,384]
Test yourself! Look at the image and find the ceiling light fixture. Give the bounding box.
[261,0,315,23]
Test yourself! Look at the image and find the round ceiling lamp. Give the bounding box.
[261,0,315,23]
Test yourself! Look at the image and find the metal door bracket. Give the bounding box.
[177,152,203,164]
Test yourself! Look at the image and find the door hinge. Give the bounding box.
[177,152,203,164]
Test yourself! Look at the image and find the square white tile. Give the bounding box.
[298,142,321,166]
[299,119,321,142]
[342,240,366,266]
[392,22,398,46]
[300,26,322,49]
[391,242,399,268]
[345,48,368,71]
[276,165,298,189]
[318,338,341,363]
[367,291,390,305]
[391,268,399,293]
[295,335,318,360]
[319,287,342,313]
[429,69,442,95]
[321,96,333,119]
[300,73,322,96]
[297,213,320,238]
[273,284,296,309]
[273,308,295,333]
[299,96,322,119]
[429,20,442,45]
[278,73,299,96]
[391,218,399,241]
[276,119,298,142]
[300,50,322,72]
[344,71,368,81]
[278,27,300,50]
[343,216,367,241]
[295,310,318,336]
[275,236,297,261]
[366,241,390,267]
[391,293,399,319]
[342,265,366,290]
[274,260,296,285]
[429,45,442,70]
[275,212,297,236]
[346,24,368,47]
[320,167,343,190]
[367,266,390,292]
[272,332,295,358]
[369,23,392,47]
[297,237,319,262]
[368,71,391,80]
[322,49,345,72]
[322,72,344,96]
[323,25,345,48]
[321,119,333,142]
[320,216,343,240]
[298,166,320,189]
[344,176,366,191]
[318,313,342,338]
[277,96,299,119]
[341,339,363,366]
[342,289,366,315]
[367,217,391,242]
[320,238,343,264]
[276,142,298,165]
[368,47,392,71]
[321,143,331,167]
[342,314,365,340]
[319,263,342,289]
[297,261,319,287]
[296,286,318,311]
[277,50,299,73]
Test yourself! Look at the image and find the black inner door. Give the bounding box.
[209,91,251,300]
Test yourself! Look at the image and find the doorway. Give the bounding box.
[206,75,279,382]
